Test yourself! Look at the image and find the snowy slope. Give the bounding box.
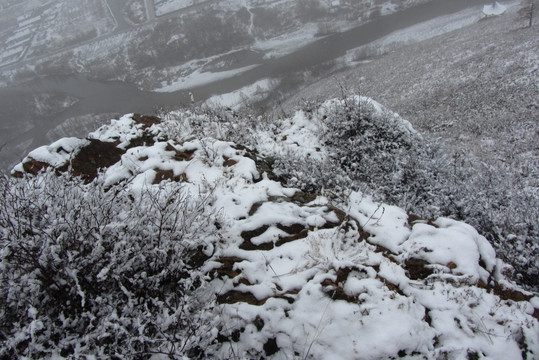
[7,104,539,359]
[279,2,539,291]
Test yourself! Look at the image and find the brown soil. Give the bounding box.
[166,143,196,161]
[214,256,245,279]
[217,290,295,306]
[404,258,435,280]
[19,157,52,176]
[223,156,237,167]
[71,139,125,183]
[152,169,187,184]
[408,214,439,228]
[131,114,161,129]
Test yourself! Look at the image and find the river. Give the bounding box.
[0,0,489,170]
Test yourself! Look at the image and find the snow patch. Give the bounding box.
[153,65,258,92]
[483,2,507,16]
[205,78,276,109]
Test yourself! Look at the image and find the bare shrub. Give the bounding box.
[273,95,538,290]
[0,171,219,359]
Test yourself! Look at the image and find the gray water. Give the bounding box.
[0,0,488,170]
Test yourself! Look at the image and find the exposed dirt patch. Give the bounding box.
[321,278,361,303]
[335,267,355,284]
[240,225,272,250]
[253,155,281,182]
[17,157,52,176]
[351,224,372,242]
[408,214,439,228]
[372,243,397,258]
[152,169,187,184]
[253,316,265,331]
[217,328,244,343]
[186,246,211,269]
[127,131,157,148]
[492,284,533,302]
[236,277,254,286]
[240,238,274,251]
[291,191,318,204]
[327,205,347,223]
[477,276,533,303]
[223,156,237,167]
[217,290,295,306]
[404,258,435,280]
[131,114,161,129]
[275,227,310,247]
[320,267,371,303]
[217,290,262,305]
[277,223,306,235]
[263,338,279,357]
[248,201,263,216]
[231,143,255,154]
[166,143,196,161]
[16,157,70,177]
[240,218,344,250]
[423,308,432,326]
[70,139,125,183]
[214,256,245,279]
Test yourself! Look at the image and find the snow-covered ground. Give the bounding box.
[7,104,538,359]
[153,65,258,92]
[154,0,194,16]
[204,78,277,109]
[252,23,322,60]
[483,1,507,16]
[279,0,539,291]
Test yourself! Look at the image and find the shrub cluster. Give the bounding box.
[0,172,219,359]
[272,96,538,290]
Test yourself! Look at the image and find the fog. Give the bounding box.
[0,0,488,170]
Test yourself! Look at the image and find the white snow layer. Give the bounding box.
[11,104,539,359]
[88,113,152,149]
[153,65,258,92]
[483,2,508,16]
[205,78,276,109]
[11,137,90,173]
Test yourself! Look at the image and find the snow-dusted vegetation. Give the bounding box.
[287,96,539,292]
[278,1,539,292]
[1,101,538,358]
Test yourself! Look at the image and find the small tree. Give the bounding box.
[520,0,536,26]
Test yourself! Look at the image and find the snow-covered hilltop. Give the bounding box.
[2,100,538,359]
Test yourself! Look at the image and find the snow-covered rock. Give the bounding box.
[7,110,539,359]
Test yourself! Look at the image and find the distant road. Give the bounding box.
[145,0,156,20]
[153,0,222,18]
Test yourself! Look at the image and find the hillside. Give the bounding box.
[2,100,538,359]
[276,1,539,291]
